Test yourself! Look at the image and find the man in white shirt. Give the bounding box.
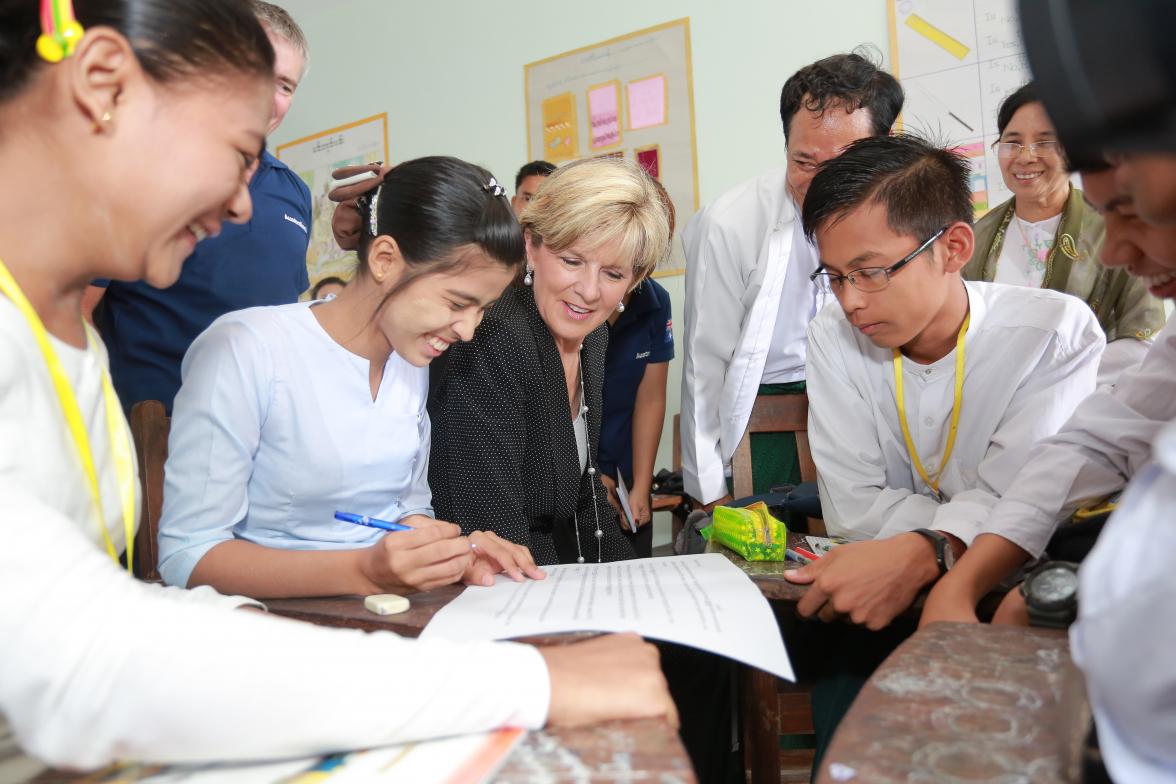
[783,134,1105,630]
[679,51,903,509]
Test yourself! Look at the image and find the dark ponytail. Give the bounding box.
[359,156,524,293]
[0,0,273,104]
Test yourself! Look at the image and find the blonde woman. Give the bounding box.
[427,158,671,565]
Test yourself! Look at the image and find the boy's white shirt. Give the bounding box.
[982,318,1176,556]
[806,280,1105,543]
[1071,421,1176,783]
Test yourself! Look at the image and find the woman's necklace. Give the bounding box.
[1012,211,1053,279]
[572,352,603,564]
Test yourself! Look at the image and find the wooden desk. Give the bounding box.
[816,622,1081,784]
[267,590,696,783]
[708,537,1017,783]
[704,534,808,601]
[702,538,813,782]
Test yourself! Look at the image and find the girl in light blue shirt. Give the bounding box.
[158,157,545,598]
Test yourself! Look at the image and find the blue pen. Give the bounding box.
[334,511,414,532]
[785,547,815,565]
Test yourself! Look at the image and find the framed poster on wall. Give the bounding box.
[525,19,698,276]
[276,113,389,290]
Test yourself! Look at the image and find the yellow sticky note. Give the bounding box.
[542,92,579,163]
[906,14,970,60]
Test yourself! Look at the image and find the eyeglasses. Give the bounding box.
[992,140,1061,159]
[809,227,948,294]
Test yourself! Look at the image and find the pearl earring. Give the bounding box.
[616,301,626,313]
[523,265,534,286]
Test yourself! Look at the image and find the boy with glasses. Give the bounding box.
[783,134,1105,631]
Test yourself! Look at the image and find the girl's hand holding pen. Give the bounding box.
[356,516,473,594]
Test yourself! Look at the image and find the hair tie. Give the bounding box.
[367,185,381,236]
[37,0,85,63]
[482,177,506,198]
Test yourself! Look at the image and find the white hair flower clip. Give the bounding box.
[482,177,506,198]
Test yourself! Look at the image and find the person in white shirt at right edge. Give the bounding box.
[782,133,1106,631]
[918,160,1176,782]
[679,50,904,511]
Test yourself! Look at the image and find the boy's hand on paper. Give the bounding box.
[540,633,679,729]
[358,516,473,593]
[918,578,981,628]
[463,530,546,586]
[785,534,941,630]
[992,584,1031,626]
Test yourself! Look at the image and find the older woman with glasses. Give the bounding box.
[963,82,1165,383]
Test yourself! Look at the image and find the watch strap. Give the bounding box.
[912,528,949,576]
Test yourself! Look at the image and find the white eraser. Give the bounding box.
[364,594,410,616]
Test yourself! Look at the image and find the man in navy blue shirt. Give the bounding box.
[598,278,675,557]
[85,2,312,413]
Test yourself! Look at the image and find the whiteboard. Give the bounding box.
[888,0,1028,213]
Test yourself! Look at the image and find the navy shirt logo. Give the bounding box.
[284,213,309,234]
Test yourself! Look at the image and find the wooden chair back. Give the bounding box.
[129,400,169,581]
[729,393,822,535]
[730,393,817,498]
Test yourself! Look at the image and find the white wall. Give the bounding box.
[274,0,891,543]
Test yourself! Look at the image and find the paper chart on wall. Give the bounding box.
[275,113,389,294]
[524,19,698,276]
[422,553,795,680]
[889,0,1029,213]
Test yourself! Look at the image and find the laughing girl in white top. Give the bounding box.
[158,156,547,598]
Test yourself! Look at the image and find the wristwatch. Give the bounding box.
[1020,560,1080,629]
[911,528,955,576]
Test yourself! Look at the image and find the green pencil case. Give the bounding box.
[705,501,788,561]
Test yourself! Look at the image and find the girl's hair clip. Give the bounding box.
[482,177,506,198]
[37,0,85,63]
[366,185,381,237]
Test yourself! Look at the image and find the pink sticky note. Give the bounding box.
[627,75,666,129]
[588,83,620,149]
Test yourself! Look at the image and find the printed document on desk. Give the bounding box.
[422,553,794,680]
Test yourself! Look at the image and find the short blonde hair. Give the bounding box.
[520,157,670,280]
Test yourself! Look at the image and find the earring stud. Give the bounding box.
[616,301,625,313]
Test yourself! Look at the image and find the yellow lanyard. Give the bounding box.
[892,313,970,501]
[0,257,136,573]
